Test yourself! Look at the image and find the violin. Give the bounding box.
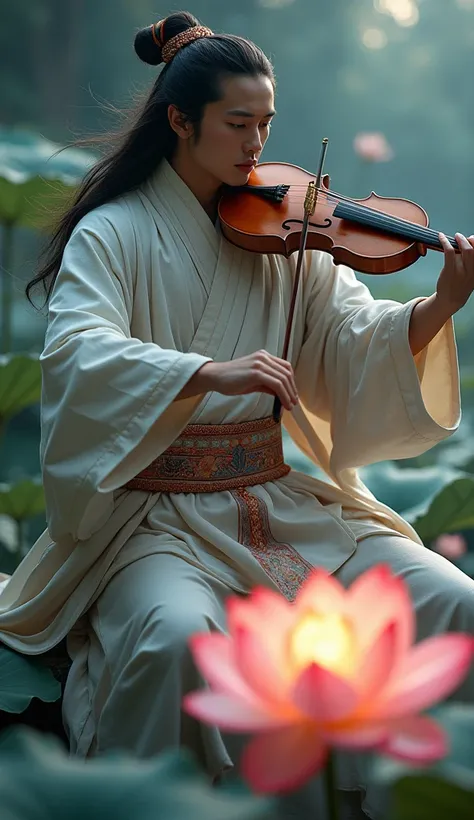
[218,139,460,421]
[218,158,459,275]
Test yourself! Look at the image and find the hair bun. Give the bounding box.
[134,12,201,67]
[134,26,163,66]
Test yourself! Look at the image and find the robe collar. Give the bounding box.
[144,159,221,286]
[142,159,259,363]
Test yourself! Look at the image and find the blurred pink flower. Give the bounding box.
[183,565,473,794]
[354,132,394,162]
[433,533,467,560]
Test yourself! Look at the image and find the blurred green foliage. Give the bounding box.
[0,728,274,820]
[370,705,474,820]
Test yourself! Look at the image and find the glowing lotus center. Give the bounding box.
[290,612,357,676]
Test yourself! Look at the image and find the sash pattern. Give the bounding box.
[232,486,313,601]
[125,416,290,494]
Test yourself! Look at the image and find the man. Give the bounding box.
[0,13,473,818]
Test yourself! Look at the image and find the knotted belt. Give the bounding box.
[125,416,291,494]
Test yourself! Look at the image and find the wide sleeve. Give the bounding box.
[292,251,460,475]
[40,213,212,542]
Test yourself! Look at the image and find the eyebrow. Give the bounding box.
[225,109,276,118]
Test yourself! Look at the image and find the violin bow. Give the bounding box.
[272,138,329,422]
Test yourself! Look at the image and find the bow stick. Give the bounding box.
[272,137,329,422]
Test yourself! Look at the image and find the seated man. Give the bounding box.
[0,11,473,819]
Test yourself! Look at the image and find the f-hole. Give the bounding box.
[282,218,333,231]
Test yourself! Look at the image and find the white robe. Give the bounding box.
[0,159,465,815]
[0,158,460,649]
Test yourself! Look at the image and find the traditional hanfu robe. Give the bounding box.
[0,159,470,818]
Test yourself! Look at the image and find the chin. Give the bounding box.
[224,166,253,187]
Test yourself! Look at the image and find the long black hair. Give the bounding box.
[26,11,275,305]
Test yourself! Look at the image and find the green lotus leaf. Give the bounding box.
[0,127,95,230]
[369,705,474,820]
[0,354,41,421]
[0,479,45,521]
[0,728,273,820]
[0,647,61,713]
[432,704,474,777]
[359,461,466,518]
[390,775,473,820]
[411,477,474,543]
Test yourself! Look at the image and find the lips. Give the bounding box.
[236,161,256,169]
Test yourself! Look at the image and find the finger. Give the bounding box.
[468,235,474,250]
[259,360,298,402]
[439,232,454,253]
[254,352,298,401]
[455,232,472,251]
[263,375,294,411]
[455,233,474,273]
[269,354,296,379]
[273,358,298,395]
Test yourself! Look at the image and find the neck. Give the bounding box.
[170,148,222,222]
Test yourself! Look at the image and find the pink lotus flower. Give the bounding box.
[183,566,473,794]
[353,132,394,162]
[433,533,467,560]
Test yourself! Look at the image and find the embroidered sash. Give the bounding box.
[125,416,290,493]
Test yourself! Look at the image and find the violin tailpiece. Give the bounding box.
[242,184,290,203]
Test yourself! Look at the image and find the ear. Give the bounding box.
[167,104,194,139]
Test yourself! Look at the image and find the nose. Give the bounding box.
[244,127,263,155]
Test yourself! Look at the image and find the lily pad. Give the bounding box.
[0,647,61,713]
[0,354,41,422]
[0,728,273,820]
[411,478,474,543]
[0,127,95,230]
[359,461,466,518]
[0,479,45,521]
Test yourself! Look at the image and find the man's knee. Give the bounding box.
[135,601,214,669]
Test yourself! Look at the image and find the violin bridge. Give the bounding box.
[304,181,317,217]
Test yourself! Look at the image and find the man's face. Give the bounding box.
[188,73,275,187]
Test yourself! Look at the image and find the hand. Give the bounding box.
[437,232,474,313]
[198,350,299,411]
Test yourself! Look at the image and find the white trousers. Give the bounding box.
[63,534,474,818]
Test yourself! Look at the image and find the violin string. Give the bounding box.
[327,198,456,245]
[271,193,447,244]
[258,181,442,230]
[333,200,445,243]
[258,184,456,244]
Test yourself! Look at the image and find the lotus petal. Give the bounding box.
[296,569,346,615]
[183,691,287,732]
[234,625,294,706]
[382,714,447,763]
[322,723,389,750]
[355,621,398,701]
[242,724,326,793]
[375,634,474,718]
[227,591,294,685]
[189,633,257,702]
[292,663,357,722]
[245,586,294,628]
[348,565,414,656]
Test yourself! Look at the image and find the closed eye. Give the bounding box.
[228,122,272,130]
